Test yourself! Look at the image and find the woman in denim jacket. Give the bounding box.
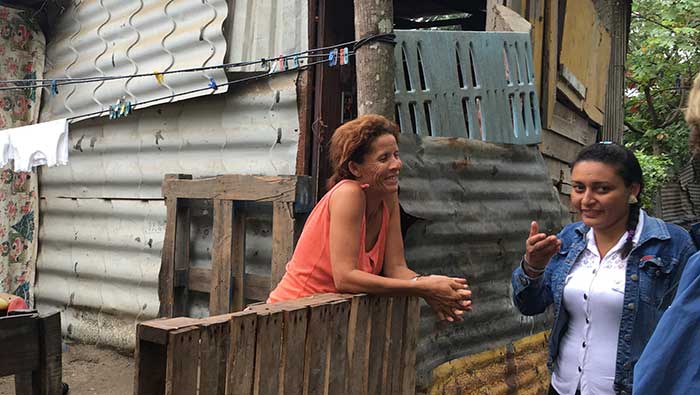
[634,74,700,395]
[512,143,696,395]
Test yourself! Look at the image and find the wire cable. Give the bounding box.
[65,55,348,123]
[0,31,393,89]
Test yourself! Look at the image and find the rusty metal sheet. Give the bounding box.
[428,331,550,395]
[397,135,565,391]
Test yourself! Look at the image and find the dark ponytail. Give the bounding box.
[572,142,643,258]
[621,202,641,257]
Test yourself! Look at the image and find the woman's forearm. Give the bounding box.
[334,269,425,297]
[383,264,418,280]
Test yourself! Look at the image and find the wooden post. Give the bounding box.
[540,0,559,129]
[354,0,395,118]
[271,202,295,291]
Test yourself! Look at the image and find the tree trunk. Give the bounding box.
[354,0,395,118]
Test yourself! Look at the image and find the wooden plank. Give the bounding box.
[134,337,168,395]
[539,128,583,165]
[158,197,177,318]
[187,269,269,302]
[367,296,389,395]
[159,174,192,318]
[173,199,191,318]
[162,175,312,206]
[346,295,371,395]
[327,300,351,395]
[543,155,572,189]
[550,102,596,146]
[232,207,246,311]
[247,294,350,314]
[13,372,37,395]
[227,312,258,395]
[165,327,200,395]
[271,201,295,290]
[557,79,584,111]
[211,199,234,316]
[530,0,545,101]
[280,306,309,395]
[37,313,62,395]
[385,297,407,395]
[138,317,201,345]
[400,297,421,395]
[303,303,332,395]
[198,319,230,395]
[252,311,284,395]
[0,314,39,376]
[540,0,558,129]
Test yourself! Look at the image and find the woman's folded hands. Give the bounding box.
[416,275,472,322]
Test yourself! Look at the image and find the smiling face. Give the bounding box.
[570,160,640,231]
[349,133,402,194]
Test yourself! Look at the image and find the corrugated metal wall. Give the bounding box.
[397,134,565,392]
[225,0,308,73]
[40,0,229,121]
[658,158,700,228]
[35,74,302,349]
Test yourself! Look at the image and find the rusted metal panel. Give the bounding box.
[398,135,565,391]
[428,331,550,395]
[40,0,229,122]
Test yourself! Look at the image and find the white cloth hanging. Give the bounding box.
[7,118,69,172]
[0,131,11,167]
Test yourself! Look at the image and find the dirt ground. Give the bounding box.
[0,342,134,395]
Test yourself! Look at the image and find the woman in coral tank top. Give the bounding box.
[268,115,471,321]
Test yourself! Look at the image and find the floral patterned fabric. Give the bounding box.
[0,6,44,303]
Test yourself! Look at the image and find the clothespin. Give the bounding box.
[278,54,287,71]
[268,61,279,75]
[154,71,165,86]
[261,58,269,70]
[119,99,127,117]
[342,47,349,65]
[208,77,218,91]
[49,80,58,96]
[328,49,338,67]
[293,55,300,68]
[109,98,133,119]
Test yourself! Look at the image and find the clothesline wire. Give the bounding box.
[0,33,393,87]
[0,52,347,92]
[66,56,343,123]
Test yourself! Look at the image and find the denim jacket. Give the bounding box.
[512,213,696,395]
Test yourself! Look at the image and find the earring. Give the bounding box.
[628,195,638,204]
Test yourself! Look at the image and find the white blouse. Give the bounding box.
[551,212,645,395]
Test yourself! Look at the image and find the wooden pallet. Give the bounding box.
[0,312,62,395]
[158,174,313,317]
[135,293,421,395]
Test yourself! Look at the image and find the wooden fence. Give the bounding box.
[135,293,420,395]
[158,174,312,317]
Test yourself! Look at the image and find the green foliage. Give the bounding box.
[624,0,700,192]
[631,148,673,210]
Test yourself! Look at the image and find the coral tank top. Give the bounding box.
[267,180,389,303]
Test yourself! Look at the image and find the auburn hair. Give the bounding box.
[327,114,400,189]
